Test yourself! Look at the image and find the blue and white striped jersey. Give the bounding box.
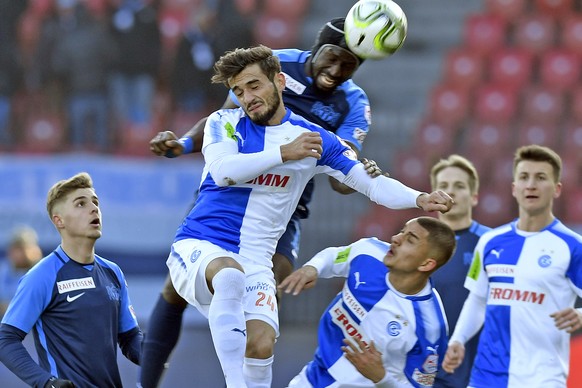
[174,108,420,269]
[0,245,139,387]
[303,238,449,387]
[466,219,582,387]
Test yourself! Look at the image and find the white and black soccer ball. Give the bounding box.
[344,0,408,60]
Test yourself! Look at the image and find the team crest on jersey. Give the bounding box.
[387,321,401,336]
[311,101,341,127]
[190,249,201,263]
[337,137,357,160]
[57,277,96,293]
[538,254,552,268]
[352,127,367,146]
[282,72,306,95]
[106,284,120,301]
[412,367,436,386]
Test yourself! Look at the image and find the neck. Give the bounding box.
[267,106,287,126]
[61,238,95,265]
[516,212,555,232]
[388,272,428,295]
[304,59,313,77]
[439,214,472,231]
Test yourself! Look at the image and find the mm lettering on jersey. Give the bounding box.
[329,299,368,347]
[57,277,96,293]
[487,264,515,277]
[489,285,545,305]
[342,282,367,320]
[246,173,290,187]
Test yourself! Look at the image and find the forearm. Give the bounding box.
[118,326,143,365]
[0,324,52,387]
[342,164,421,209]
[450,292,487,344]
[204,143,283,186]
[182,118,207,153]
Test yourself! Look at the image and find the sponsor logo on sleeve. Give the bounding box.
[282,72,306,95]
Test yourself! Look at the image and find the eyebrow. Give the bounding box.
[232,78,260,92]
[73,195,99,202]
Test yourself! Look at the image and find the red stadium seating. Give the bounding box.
[462,121,514,159]
[539,48,581,92]
[488,47,535,91]
[253,13,301,49]
[520,85,565,125]
[391,151,431,192]
[516,121,559,150]
[351,206,418,241]
[485,0,528,21]
[263,0,310,19]
[473,183,515,227]
[562,188,582,225]
[18,114,65,154]
[427,83,470,128]
[413,121,457,162]
[442,48,485,91]
[570,87,582,123]
[463,14,507,57]
[535,0,574,19]
[562,121,582,155]
[158,9,188,53]
[473,83,519,126]
[513,14,557,55]
[561,15,582,56]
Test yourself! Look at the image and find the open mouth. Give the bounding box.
[90,218,101,226]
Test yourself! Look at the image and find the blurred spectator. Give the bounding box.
[48,0,117,152]
[109,0,161,132]
[0,226,42,318]
[170,0,253,114]
[0,0,28,147]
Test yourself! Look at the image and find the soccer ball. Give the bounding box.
[344,0,408,60]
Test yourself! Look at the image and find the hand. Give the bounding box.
[416,190,454,213]
[280,132,322,162]
[360,158,389,178]
[149,131,183,158]
[442,341,465,373]
[277,265,318,295]
[45,377,75,388]
[551,307,582,333]
[342,337,385,383]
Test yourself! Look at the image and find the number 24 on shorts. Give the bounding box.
[255,292,277,311]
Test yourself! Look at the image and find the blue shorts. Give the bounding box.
[275,213,301,266]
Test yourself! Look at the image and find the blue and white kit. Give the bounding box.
[288,237,449,388]
[0,246,140,387]
[452,219,582,387]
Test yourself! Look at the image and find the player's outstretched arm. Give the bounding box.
[551,307,582,333]
[278,265,318,296]
[442,341,465,373]
[329,157,386,195]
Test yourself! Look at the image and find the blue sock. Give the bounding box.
[139,295,186,388]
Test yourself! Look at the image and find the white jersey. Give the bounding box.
[465,219,582,387]
[294,238,448,387]
[174,108,421,269]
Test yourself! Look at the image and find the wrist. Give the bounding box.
[178,137,194,154]
[416,192,428,209]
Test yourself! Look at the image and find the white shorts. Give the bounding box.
[166,238,280,335]
[287,365,312,388]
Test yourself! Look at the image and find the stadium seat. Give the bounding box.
[427,83,470,128]
[442,48,485,91]
[562,188,582,225]
[27,0,54,18]
[463,13,507,57]
[391,150,431,192]
[535,0,574,19]
[520,85,565,125]
[515,121,559,150]
[485,0,528,21]
[462,121,514,159]
[513,14,557,55]
[158,9,188,53]
[351,206,417,241]
[488,47,534,91]
[263,0,310,19]
[561,121,582,155]
[570,87,582,123]
[539,48,581,92]
[473,83,519,126]
[18,114,66,154]
[253,13,301,49]
[473,183,515,227]
[413,121,457,162]
[561,15,582,56]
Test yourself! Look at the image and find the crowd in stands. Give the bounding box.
[0,0,310,156]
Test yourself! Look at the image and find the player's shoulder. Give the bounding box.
[350,237,390,258]
[548,219,582,244]
[478,222,513,245]
[273,48,309,63]
[209,107,245,122]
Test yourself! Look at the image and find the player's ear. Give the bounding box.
[276,72,286,91]
[52,214,64,229]
[418,258,437,273]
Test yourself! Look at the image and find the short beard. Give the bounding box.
[249,83,281,126]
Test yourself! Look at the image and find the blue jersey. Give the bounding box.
[466,219,582,387]
[432,221,490,388]
[0,246,139,387]
[303,238,448,387]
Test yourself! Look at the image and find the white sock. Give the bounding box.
[208,268,247,388]
[244,356,274,388]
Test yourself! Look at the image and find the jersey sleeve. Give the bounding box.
[566,241,582,296]
[464,234,490,298]
[333,89,370,152]
[306,238,378,278]
[1,260,54,333]
[114,267,140,333]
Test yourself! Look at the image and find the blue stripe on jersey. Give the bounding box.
[489,276,514,284]
[470,305,510,388]
[348,255,389,317]
[550,221,582,288]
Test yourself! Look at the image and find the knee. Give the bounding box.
[246,334,276,359]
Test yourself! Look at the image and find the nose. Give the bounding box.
[391,233,402,245]
[328,62,341,77]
